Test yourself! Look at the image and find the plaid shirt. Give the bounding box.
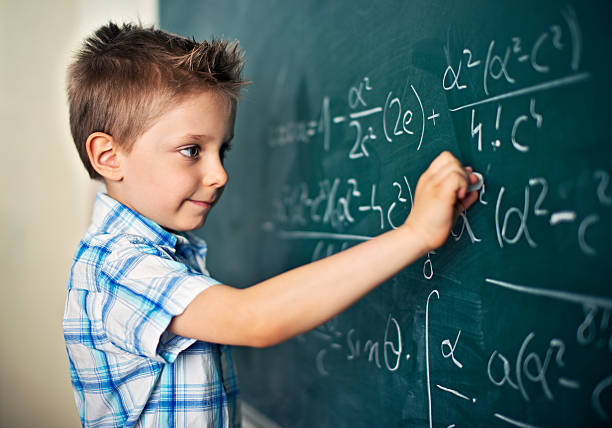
[63,193,240,427]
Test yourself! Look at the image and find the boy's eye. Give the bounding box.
[179,146,200,159]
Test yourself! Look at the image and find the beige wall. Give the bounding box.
[0,1,156,426]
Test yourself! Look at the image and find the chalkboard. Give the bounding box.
[160,1,612,426]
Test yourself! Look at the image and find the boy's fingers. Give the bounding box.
[465,167,478,184]
[453,191,479,222]
[430,156,478,189]
[433,165,469,191]
[459,189,479,209]
[426,151,460,176]
[453,201,466,222]
[436,169,470,201]
[427,163,468,192]
[423,151,480,204]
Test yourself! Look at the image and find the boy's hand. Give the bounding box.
[403,151,480,251]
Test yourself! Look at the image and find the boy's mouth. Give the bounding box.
[188,199,214,208]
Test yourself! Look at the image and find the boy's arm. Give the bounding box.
[169,151,479,347]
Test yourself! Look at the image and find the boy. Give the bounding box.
[63,22,479,427]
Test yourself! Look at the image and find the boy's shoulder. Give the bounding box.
[70,193,209,290]
[70,193,179,282]
[70,228,170,292]
[87,193,179,248]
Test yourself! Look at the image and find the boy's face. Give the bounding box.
[110,91,235,232]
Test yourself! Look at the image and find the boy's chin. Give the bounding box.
[164,217,207,233]
[185,216,208,231]
[178,222,206,232]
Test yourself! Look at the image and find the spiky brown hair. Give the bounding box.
[67,22,248,179]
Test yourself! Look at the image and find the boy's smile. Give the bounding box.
[188,199,215,208]
[106,91,235,232]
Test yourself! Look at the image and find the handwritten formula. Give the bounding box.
[260,4,610,427]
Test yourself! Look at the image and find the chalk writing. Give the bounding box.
[258,5,610,427]
[311,313,407,376]
[444,6,583,97]
[487,332,571,401]
[272,175,415,232]
[268,76,433,157]
[445,6,590,155]
[494,174,607,255]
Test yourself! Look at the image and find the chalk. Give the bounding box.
[467,172,484,192]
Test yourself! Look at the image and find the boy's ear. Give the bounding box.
[86,132,123,181]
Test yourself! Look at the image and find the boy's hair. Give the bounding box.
[67,22,247,179]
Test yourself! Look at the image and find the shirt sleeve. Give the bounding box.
[96,239,220,364]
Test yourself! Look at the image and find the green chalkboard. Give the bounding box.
[160,1,612,426]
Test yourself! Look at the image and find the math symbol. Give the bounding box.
[441,330,464,369]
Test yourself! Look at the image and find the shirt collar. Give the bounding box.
[91,193,179,248]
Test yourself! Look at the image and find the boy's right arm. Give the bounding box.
[169,151,479,348]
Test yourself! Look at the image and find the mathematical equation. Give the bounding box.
[444,6,589,154]
[426,286,612,427]
[268,75,440,158]
[449,169,611,257]
[263,5,611,426]
[443,6,582,96]
[266,73,444,279]
[272,175,415,232]
[265,7,601,284]
[270,165,611,290]
[306,312,406,377]
[305,283,612,426]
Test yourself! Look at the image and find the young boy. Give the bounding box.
[63,22,479,427]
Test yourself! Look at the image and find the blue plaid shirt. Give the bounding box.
[63,193,240,427]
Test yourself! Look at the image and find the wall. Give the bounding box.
[0,1,156,426]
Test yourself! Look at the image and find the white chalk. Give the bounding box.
[467,172,484,192]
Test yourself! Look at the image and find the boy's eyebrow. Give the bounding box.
[180,133,212,143]
[179,133,234,143]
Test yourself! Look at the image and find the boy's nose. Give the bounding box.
[202,158,228,189]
